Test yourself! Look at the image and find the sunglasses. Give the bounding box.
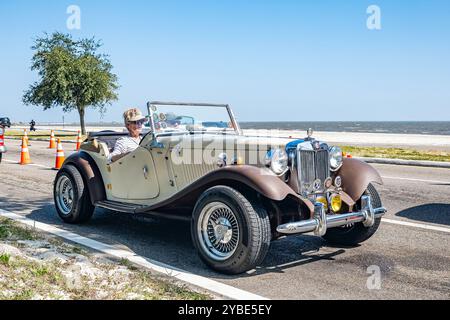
[128,119,145,125]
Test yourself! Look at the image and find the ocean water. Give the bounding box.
[43,121,450,136]
[239,122,450,136]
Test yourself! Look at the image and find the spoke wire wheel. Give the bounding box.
[197,202,240,261]
[55,175,74,216]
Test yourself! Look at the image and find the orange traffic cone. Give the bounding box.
[54,139,65,170]
[48,130,56,149]
[75,130,82,151]
[23,129,31,146]
[19,136,31,165]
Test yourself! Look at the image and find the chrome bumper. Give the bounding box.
[276,195,387,236]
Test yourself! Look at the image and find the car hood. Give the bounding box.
[161,133,303,151]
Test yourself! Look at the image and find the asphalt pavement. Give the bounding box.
[0,138,449,299]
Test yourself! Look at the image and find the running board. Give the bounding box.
[94,200,190,221]
[95,200,144,213]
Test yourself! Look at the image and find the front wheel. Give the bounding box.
[54,165,95,224]
[323,183,382,246]
[0,153,2,164]
[191,186,271,274]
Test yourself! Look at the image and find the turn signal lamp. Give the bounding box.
[331,194,342,213]
[316,196,328,210]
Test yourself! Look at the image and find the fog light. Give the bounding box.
[330,194,342,213]
[316,196,328,210]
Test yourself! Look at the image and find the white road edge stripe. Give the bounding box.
[381,175,450,185]
[0,207,268,300]
[3,158,52,169]
[382,218,450,233]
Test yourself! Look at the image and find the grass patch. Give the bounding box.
[11,289,34,300]
[70,246,87,255]
[340,145,450,162]
[0,218,37,241]
[155,278,208,300]
[31,265,50,277]
[0,255,65,300]
[119,258,138,271]
[4,129,81,141]
[0,253,10,265]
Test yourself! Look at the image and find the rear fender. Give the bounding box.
[63,152,106,204]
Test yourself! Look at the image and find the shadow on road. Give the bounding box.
[395,203,450,226]
[249,236,346,277]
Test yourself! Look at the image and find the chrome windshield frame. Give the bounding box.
[146,101,242,136]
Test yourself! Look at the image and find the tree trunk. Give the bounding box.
[78,106,86,136]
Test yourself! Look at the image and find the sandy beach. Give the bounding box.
[243,129,450,152]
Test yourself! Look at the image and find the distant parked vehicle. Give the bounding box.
[0,117,11,128]
[0,117,11,163]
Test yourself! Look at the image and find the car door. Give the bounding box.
[108,146,160,200]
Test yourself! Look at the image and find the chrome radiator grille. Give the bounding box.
[297,149,330,195]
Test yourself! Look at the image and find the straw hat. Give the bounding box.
[123,108,145,124]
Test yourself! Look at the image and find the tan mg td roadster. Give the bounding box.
[53,101,386,274]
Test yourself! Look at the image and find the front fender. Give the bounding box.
[210,165,298,201]
[337,158,383,201]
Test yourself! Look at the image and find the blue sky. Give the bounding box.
[0,0,449,123]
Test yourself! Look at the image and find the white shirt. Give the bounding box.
[108,135,142,163]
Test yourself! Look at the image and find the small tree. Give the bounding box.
[23,32,119,135]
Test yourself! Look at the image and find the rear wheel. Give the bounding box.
[54,165,95,224]
[0,153,2,163]
[323,183,382,246]
[191,186,271,274]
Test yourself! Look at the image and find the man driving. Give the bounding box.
[108,108,146,163]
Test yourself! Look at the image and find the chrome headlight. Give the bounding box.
[329,146,343,171]
[266,148,288,174]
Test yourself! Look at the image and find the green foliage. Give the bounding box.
[0,218,36,241]
[23,32,119,134]
[0,253,11,265]
[340,145,450,162]
[31,265,49,277]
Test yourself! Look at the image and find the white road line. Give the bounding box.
[3,159,53,169]
[383,218,450,233]
[382,175,450,184]
[0,207,267,300]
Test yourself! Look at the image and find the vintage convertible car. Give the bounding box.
[53,101,386,274]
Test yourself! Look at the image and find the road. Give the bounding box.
[0,138,449,299]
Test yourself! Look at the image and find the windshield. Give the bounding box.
[146,103,240,135]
